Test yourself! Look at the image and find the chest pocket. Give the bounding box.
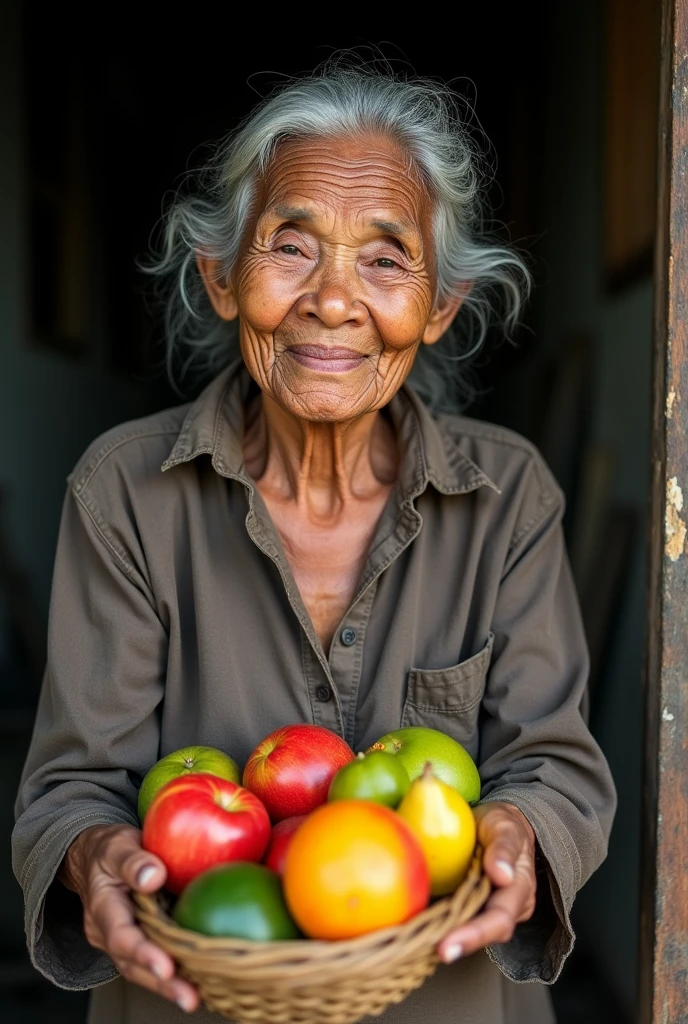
[401,633,494,759]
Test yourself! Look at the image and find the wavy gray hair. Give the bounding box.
[145,61,530,410]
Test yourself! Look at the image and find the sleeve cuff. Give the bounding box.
[478,787,581,984]
[18,807,138,991]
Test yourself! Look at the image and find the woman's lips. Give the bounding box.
[287,345,366,373]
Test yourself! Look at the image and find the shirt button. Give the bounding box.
[340,627,357,646]
[316,685,332,702]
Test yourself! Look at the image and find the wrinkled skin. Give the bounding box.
[230,134,448,422]
[61,133,537,1011]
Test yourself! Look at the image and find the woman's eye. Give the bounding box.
[375,257,398,269]
[279,244,301,256]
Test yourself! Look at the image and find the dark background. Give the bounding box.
[1,1,658,1020]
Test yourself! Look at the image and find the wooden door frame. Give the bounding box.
[640,1,688,1021]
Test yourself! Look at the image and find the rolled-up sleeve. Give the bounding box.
[12,481,167,990]
[478,474,617,984]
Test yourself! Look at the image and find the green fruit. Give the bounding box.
[173,862,300,941]
[328,751,410,808]
[138,745,240,822]
[366,727,481,805]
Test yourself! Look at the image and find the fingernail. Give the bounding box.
[442,942,463,963]
[496,859,515,881]
[151,962,164,979]
[177,995,194,1012]
[137,865,158,887]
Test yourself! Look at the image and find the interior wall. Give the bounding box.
[0,2,160,626]
[537,1,654,1017]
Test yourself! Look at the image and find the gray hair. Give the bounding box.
[145,60,530,410]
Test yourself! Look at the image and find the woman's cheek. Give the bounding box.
[236,264,298,334]
[239,323,276,393]
[373,286,433,351]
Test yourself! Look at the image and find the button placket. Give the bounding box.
[328,581,378,748]
[300,631,343,735]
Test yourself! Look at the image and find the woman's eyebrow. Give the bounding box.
[271,204,314,222]
[370,218,407,235]
[369,219,422,254]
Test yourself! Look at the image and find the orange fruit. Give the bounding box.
[283,800,430,939]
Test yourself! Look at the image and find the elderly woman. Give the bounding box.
[13,66,615,1024]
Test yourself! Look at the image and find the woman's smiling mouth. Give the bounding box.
[286,345,367,372]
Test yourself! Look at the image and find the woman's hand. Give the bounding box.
[437,802,537,963]
[60,824,200,1013]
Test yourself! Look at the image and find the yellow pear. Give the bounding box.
[396,762,477,896]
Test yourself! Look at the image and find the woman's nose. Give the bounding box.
[295,271,369,328]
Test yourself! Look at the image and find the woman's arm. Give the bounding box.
[11,473,192,1006]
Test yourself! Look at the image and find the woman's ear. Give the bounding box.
[422,284,472,345]
[196,255,239,321]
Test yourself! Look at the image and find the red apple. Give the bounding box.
[263,814,309,875]
[142,773,270,893]
[243,725,355,822]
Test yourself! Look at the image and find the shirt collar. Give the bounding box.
[161,360,500,497]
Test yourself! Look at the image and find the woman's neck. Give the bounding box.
[243,393,398,521]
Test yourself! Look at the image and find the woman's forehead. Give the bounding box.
[257,134,430,233]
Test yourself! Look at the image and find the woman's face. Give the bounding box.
[201,133,462,422]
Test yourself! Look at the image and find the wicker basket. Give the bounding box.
[134,848,490,1024]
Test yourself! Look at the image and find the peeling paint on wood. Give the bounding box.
[666,389,676,418]
[665,476,687,560]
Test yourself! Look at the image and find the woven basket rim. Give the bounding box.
[134,846,490,967]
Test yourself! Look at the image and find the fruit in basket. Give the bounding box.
[367,727,481,804]
[243,724,354,821]
[328,751,410,808]
[283,800,430,939]
[142,775,271,893]
[173,862,300,940]
[397,763,476,896]
[137,745,240,822]
[263,815,308,875]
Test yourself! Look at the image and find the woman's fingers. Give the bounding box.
[474,803,534,888]
[482,832,522,886]
[94,825,167,893]
[68,824,200,1009]
[438,873,531,962]
[77,824,192,1003]
[87,879,177,981]
[435,803,539,964]
[120,849,167,893]
[112,957,200,1013]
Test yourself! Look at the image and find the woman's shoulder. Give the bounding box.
[68,402,192,500]
[434,410,564,515]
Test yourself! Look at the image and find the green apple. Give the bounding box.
[328,751,410,807]
[137,745,240,822]
[366,727,481,805]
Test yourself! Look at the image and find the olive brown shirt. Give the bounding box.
[12,361,616,1024]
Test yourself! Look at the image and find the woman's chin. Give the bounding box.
[268,368,381,422]
[274,381,378,423]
